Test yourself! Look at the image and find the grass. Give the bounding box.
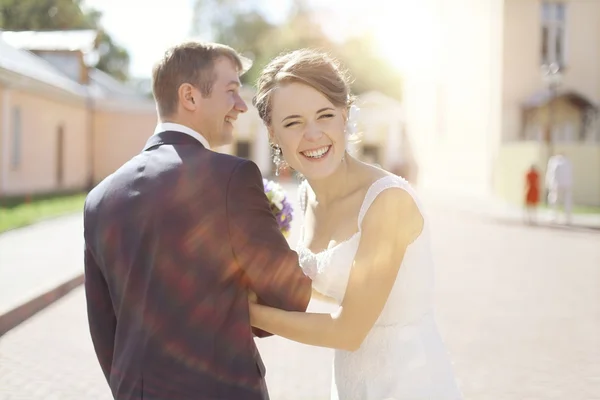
[539,203,600,215]
[0,191,87,233]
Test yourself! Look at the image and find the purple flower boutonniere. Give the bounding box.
[263,179,293,238]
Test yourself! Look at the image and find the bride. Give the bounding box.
[249,49,463,400]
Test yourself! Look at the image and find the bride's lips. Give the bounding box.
[300,145,331,161]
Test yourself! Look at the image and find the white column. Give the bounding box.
[253,124,271,176]
[1,88,11,194]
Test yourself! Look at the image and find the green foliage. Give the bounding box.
[0,0,130,81]
[0,191,86,233]
[191,0,402,100]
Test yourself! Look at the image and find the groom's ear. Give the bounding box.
[178,83,197,111]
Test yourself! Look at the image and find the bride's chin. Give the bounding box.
[300,169,336,182]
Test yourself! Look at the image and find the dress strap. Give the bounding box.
[298,179,309,215]
[357,175,423,230]
[297,180,309,244]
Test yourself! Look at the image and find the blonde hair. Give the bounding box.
[253,49,354,125]
[152,41,250,118]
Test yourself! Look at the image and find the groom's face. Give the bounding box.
[196,57,248,147]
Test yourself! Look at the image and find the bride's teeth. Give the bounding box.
[303,146,329,158]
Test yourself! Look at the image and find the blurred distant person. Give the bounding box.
[524,165,540,224]
[546,153,573,224]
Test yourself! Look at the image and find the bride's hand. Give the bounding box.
[248,290,258,304]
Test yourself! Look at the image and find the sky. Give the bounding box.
[82,0,425,79]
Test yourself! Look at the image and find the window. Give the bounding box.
[56,125,65,185]
[541,2,567,67]
[11,107,21,168]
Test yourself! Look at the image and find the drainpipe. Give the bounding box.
[86,86,95,191]
[1,86,11,197]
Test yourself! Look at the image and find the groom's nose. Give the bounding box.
[234,94,248,113]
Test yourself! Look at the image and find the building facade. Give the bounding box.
[0,30,157,198]
[402,0,600,205]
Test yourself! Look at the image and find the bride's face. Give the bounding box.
[269,82,347,180]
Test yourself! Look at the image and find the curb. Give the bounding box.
[0,274,84,337]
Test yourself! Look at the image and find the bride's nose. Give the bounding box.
[303,121,323,142]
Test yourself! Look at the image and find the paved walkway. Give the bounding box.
[1,182,599,399]
[421,188,600,231]
[0,213,83,317]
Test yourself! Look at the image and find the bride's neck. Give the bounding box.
[307,155,355,207]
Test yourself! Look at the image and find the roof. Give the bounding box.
[523,89,598,112]
[0,35,86,96]
[0,31,150,104]
[0,30,98,53]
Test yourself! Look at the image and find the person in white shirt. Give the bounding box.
[545,153,573,223]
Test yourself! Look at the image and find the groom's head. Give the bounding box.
[152,41,252,147]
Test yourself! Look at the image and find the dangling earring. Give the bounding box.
[272,145,282,176]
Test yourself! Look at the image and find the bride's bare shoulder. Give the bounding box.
[358,162,408,189]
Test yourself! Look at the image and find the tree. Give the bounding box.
[0,0,130,81]
[191,0,402,100]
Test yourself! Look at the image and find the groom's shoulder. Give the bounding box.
[205,151,261,177]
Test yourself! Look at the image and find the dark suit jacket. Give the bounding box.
[84,130,312,400]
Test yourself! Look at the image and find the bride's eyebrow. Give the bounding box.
[316,107,335,114]
[282,114,302,123]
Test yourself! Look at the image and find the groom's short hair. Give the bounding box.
[152,41,251,118]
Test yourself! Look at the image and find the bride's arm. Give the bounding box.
[249,188,424,351]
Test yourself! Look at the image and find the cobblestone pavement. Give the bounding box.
[0,214,83,316]
[1,183,599,399]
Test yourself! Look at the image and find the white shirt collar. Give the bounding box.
[154,122,211,150]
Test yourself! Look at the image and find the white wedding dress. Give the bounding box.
[297,175,463,400]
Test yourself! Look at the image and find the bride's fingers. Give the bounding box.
[248,290,258,303]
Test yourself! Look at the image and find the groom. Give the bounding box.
[83,41,312,400]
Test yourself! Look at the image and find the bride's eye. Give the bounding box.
[319,113,335,119]
[284,121,300,128]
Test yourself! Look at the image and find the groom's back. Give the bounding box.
[84,132,269,399]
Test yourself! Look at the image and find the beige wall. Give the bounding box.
[1,87,89,196]
[93,109,157,182]
[0,81,158,196]
[494,142,600,206]
[502,0,600,142]
[0,86,5,196]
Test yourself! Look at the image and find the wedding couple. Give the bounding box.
[84,41,463,400]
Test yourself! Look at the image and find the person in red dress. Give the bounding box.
[524,164,540,224]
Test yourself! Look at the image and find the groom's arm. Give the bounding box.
[227,160,311,333]
[84,242,116,383]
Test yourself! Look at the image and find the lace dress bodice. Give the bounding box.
[296,175,462,400]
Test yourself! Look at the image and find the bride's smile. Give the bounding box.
[266,82,348,181]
